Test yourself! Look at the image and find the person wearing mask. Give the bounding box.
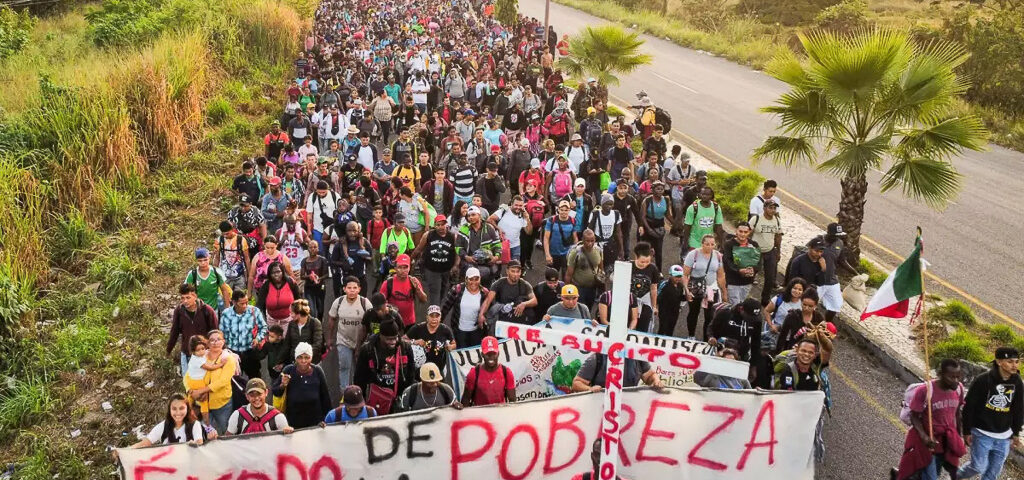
[749,199,784,306]
[708,298,763,362]
[226,378,294,435]
[442,267,490,348]
[958,347,1024,480]
[396,362,461,412]
[167,284,219,375]
[682,235,728,339]
[722,222,762,305]
[461,336,516,406]
[572,348,664,393]
[272,342,331,429]
[353,320,418,415]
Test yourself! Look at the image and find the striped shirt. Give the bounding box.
[450,166,476,197]
[219,305,267,352]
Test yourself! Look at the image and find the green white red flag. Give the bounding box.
[860,238,925,321]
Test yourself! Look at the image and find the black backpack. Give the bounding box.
[654,107,672,131]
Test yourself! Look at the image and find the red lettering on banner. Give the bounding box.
[582,338,604,353]
[134,449,176,480]
[451,419,497,480]
[636,400,690,466]
[506,326,521,339]
[636,348,665,363]
[236,472,272,480]
[606,343,624,366]
[605,366,623,390]
[737,400,777,470]
[543,407,585,474]
[617,405,636,466]
[561,335,580,349]
[309,456,343,480]
[600,463,615,480]
[602,391,620,434]
[688,405,744,471]
[668,352,701,370]
[498,425,541,480]
[526,328,542,344]
[276,454,307,479]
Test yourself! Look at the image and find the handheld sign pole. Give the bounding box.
[599,260,632,479]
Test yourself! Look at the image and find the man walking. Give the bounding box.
[412,215,463,306]
[750,199,783,305]
[959,347,1024,480]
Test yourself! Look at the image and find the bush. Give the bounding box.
[0,5,34,60]
[48,208,98,266]
[85,0,168,47]
[49,319,109,370]
[814,0,870,34]
[217,118,255,145]
[706,169,765,222]
[97,181,132,229]
[88,252,153,300]
[206,96,233,125]
[944,6,1024,115]
[857,258,886,288]
[736,0,840,26]
[928,300,976,327]
[677,0,733,32]
[931,330,988,367]
[987,324,1017,346]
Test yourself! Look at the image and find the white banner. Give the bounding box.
[447,317,733,400]
[117,388,823,480]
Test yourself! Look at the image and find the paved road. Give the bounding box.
[519,0,1024,324]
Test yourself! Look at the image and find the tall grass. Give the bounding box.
[48,208,98,266]
[0,154,46,285]
[707,169,765,222]
[0,377,55,436]
[228,0,303,66]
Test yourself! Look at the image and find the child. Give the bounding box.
[375,242,400,291]
[259,325,290,381]
[183,335,225,414]
[365,205,391,279]
[656,265,687,337]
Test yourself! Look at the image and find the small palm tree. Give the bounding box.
[753,29,988,261]
[556,25,652,88]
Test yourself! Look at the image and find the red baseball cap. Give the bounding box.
[396,254,411,266]
[481,336,500,354]
[490,144,501,152]
[434,214,447,224]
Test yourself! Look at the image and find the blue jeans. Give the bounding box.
[958,429,1012,480]
[312,230,326,255]
[179,352,189,377]
[921,454,943,480]
[509,245,521,263]
[209,403,233,435]
[454,194,473,207]
[336,344,354,391]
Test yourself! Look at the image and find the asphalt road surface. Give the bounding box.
[518,0,1024,325]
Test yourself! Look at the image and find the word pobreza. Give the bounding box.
[116,388,823,480]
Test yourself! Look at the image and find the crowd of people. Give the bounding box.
[124,0,1024,478]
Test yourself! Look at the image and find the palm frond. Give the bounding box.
[896,115,988,158]
[877,40,971,123]
[752,135,817,168]
[802,29,912,107]
[816,133,889,178]
[559,25,652,86]
[761,89,832,137]
[880,156,962,209]
[765,53,810,87]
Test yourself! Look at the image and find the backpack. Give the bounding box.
[525,198,546,229]
[774,349,833,414]
[466,364,511,405]
[899,381,964,426]
[552,170,573,198]
[654,107,672,132]
[235,406,282,434]
[549,215,576,246]
[220,234,256,261]
[189,267,223,289]
[588,210,619,243]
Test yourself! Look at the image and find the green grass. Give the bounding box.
[49,319,110,370]
[0,378,55,435]
[97,180,133,230]
[987,324,1016,346]
[87,252,154,300]
[607,104,625,117]
[48,208,98,266]
[857,258,887,289]
[206,96,234,125]
[928,299,976,327]
[931,329,989,367]
[706,169,764,223]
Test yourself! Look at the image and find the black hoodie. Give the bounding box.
[963,367,1024,437]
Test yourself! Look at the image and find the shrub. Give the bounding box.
[706,169,765,222]
[97,181,132,229]
[944,6,1024,115]
[48,208,98,265]
[814,0,870,34]
[931,330,989,367]
[49,320,109,370]
[88,254,153,300]
[928,300,976,327]
[987,324,1017,346]
[206,96,233,125]
[0,5,34,60]
[857,258,886,288]
[217,118,255,145]
[606,105,625,117]
[736,0,840,26]
[85,0,168,47]
[677,0,732,32]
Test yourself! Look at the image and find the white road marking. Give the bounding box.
[650,71,699,94]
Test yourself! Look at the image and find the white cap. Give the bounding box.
[520,138,531,147]
[530,158,541,168]
[467,206,481,216]
[574,178,586,188]
[294,342,314,359]
[466,267,481,279]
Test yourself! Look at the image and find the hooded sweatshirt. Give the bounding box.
[963,367,1024,438]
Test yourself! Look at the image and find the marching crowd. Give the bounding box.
[123,0,1024,478]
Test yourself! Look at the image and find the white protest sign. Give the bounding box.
[116,388,823,480]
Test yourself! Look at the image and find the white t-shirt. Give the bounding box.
[495,208,528,248]
[145,420,205,445]
[298,144,319,159]
[305,191,338,233]
[356,145,375,171]
[589,210,621,243]
[458,290,482,332]
[749,195,781,216]
[666,162,695,201]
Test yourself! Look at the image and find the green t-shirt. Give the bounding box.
[684,202,723,248]
[184,267,226,308]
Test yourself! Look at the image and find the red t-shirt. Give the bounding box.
[380,276,419,326]
[465,365,514,406]
[366,219,391,250]
[910,380,963,435]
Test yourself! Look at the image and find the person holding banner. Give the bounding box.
[572,438,629,480]
[480,260,536,325]
[572,351,663,392]
[405,305,456,375]
[461,336,516,406]
[226,378,294,436]
[324,385,377,424]
[543,284,591,321]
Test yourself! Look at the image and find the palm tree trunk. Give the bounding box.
[837,173,867,263]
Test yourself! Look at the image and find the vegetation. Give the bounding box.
[557,25,652,87]
[931,330,988,367]
[706,169,765,222]
[555,0,1024,152]
[857,258,886,289]
[0,5,34,60]
[752,30,987,263]
[494,0,519,27]
[928,299,976,327]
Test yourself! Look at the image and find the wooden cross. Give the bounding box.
[496,261,748,479]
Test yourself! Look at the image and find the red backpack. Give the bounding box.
[235,406,282,434]
[525,198,546,229]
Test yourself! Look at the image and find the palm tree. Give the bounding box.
[753,29,988,262]
[556,25,652,104]
[493,0,518,28]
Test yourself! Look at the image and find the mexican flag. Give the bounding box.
[860,242,924,320]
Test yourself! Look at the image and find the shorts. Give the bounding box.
[818,283,843,312]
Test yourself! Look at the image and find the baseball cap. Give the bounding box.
[420,362,443,382]
[481,336,500,354]
[669,265,685,277]
[490,144,501,152]
[396,254,411,266]
[587,107,596,115]
[530,158,541,168]
[764,199,778,207]
[600,193,614,204]
[427,305,442,316]
[434,214,447,224]
[520,138,531,147]
[268,176,281,186]
[506,259,522,270]
[561,284,579,297]
[465,267,481,279]
[245,378,268,394]
[574,178,586,188]
[342,385,365,407]
[808,237,826,250]
[486,161,498,170]
[467,206,481,216]
[394,213,406,223]
[827,222,846,236]
[382,147,392,155]
[996,347,1020,360]
[570,133,582,142]
[239,194,251,204]
[194,247,210,259]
